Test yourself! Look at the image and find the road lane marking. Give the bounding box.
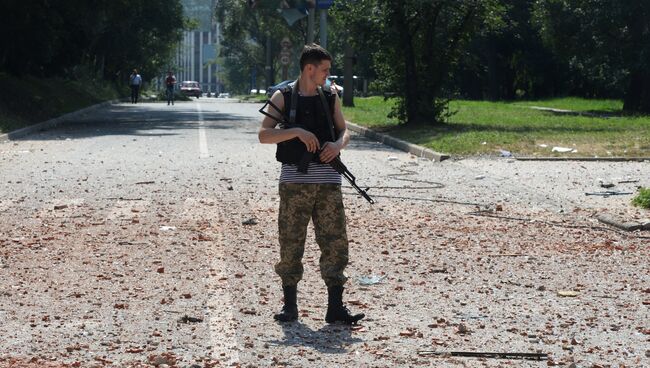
[182,197,241,365]
[197,103,210,158]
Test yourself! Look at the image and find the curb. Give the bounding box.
[0,99,123,142]
[345,121,450,162]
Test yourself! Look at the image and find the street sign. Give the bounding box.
[280,56,291,65]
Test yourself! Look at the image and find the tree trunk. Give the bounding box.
[265,35,273,89]
[623,4,650,114]
[623,70,650,113]
[486,40,499,100]
[393,5,419,125]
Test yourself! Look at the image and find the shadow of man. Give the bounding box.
[268,320,364,354]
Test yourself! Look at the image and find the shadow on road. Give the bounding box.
[268,321,363,354]
[12,103,259,141]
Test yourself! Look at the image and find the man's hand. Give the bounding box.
[331,81,342,96]
[296,129,320,153]
[319,141,341,163]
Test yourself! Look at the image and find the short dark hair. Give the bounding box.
[299,43,332,71]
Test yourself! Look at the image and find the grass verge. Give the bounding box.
[236,94,268,103]
[632,188,650,209]
[342,97,650,157]
[0,73,124,134]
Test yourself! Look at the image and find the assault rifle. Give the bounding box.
[259,99,375,204]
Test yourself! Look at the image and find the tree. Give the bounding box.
[534,0,650,113]
[0,0,185,82]
[454,0,565,100]
[334,0,505,125]
[216,0,302,93]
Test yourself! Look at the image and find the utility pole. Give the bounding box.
[319,9,327,49]
[307,6,315,44]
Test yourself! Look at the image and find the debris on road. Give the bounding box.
[552,146,576,153]
[596,214,649,231]
[417,350,549,360]
[585,191,633,197]
[356,275,386,286]
[557,290,580,297]
[177,315,203,324]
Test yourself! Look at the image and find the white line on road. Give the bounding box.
[182,197,241,365]
[197,103,210,158]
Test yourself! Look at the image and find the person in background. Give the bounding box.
[129,69,143,104]
[165,71,176,106]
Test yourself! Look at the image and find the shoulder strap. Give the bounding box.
[289,79,299,124]
[317,86,337,141]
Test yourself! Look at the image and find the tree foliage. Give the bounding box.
[215,0,305,93]
[0,0,185,83]
[454,0,565,100]
[534,0,650,112]
[334,0,506,125]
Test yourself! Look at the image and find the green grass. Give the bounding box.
[0,73,123,134]
[236,94,268,103]
[632,188,650,209]
[342,96,650,157]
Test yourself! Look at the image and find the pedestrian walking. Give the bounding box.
[129,69,143,104]
[258,43,365,325]
[165,71,176,105]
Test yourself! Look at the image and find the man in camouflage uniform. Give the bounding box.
[258,44,364,324]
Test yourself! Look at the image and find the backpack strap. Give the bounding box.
[317,86,337,141]
[289,79,299,124]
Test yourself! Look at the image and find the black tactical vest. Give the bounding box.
[275,85,337,164]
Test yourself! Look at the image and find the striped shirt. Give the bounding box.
[279,162,342,184]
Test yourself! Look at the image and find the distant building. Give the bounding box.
[173,0,222,93]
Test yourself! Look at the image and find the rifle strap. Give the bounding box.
[317,86,337,141]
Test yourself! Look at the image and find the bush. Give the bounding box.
[632,187,650,209]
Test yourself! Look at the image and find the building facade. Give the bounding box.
[173,0,222,94]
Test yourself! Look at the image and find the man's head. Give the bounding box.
[299,43,332,87]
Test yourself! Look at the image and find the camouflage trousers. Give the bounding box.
[276,183,349,288]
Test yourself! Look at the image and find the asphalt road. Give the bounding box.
[2,98,648,213]
[0,98,648,367]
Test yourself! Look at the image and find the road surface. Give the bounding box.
[0,98,648,367]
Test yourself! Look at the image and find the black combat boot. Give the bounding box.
[325,285,365,324]
[273,285,298,322]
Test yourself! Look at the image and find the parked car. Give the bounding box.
[217,93,230,98]
[180,81,202,98]
[266,80,293,97]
